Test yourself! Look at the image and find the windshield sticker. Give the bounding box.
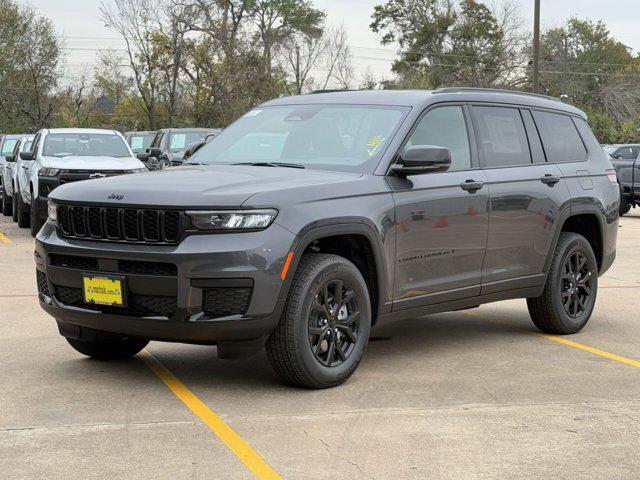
[130,136,144,150]
[244,109,262,117]
[367,135,385,156]
[170,134,186,150]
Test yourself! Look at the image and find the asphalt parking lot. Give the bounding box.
[1,213,640,479]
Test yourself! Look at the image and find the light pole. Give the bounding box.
[532,0,541,93]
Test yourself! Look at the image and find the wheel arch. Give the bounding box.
[281,221,391,324]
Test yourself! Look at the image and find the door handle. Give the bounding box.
[460,180,484,193]
[21,166,29,170]
[541,174,561,186]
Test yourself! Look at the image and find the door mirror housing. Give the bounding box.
[5,154,15,162]
[183,141,206,160]
[148,147,163,157]
[391,145,452,176]
[137,151,150,161]
[19,151,35,161]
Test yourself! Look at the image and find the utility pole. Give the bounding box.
[532,0,541,93]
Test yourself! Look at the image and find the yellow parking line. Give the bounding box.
[140,350,282,480]
[539,334,640,369]
[0,232,11,244]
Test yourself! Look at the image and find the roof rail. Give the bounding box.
[433,87,561,102]
[308,89,354,94]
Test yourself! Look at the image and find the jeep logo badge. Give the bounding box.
[107,193,125,200]
[89,173,107,179]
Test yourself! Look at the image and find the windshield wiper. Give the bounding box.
[232,161,306,169]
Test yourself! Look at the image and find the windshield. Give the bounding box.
[43,133,131,158]
[128,133,155,153]
[169,131,210,154]
[2,138,18,156]
[185,105,409,172]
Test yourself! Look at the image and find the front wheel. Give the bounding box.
[66,337,149,359]
[266,253,371,389]
[527,232,598,334]
[30,198,42,237]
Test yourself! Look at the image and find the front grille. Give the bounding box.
[57,205,182,244]
[53,285,176,318]
[36,271,50,297]
[49,254,176,276]
[202,287,252,318]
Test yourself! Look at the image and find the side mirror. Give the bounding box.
[148,147,163,157]
[19,151,35,161]
[391,145,452,176]
[5,154,15,162]
[137,152,150,161]
[183,141,206,160]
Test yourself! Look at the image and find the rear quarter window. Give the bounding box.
[532,111,587,162]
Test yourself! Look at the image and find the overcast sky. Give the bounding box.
[28,0,640,82]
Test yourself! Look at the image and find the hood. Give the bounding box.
[50,164,364,208]
[41,155,145,170]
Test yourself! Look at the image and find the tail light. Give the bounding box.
[606,169,618,183]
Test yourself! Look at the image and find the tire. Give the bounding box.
[1,189,11,216]
[619,195,631,216]
[66,337,149,360]
[30,197,42,237]
[527,232,598,334]
[16,188,30,228]
[11,187,17,222]
[266,253,371,389]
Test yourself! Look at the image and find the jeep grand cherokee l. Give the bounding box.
[36,88,618,388]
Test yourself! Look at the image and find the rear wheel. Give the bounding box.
[619,196,631,216]
[1,189,11,216]
[66,337,149,360]
[266,253,371,389]
[527,232,598,334]
[16,188,30,228]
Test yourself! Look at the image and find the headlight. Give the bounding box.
[47,202,57,222]
[186,209,278,231]
[128,168,147,173]
[39,168,59,177]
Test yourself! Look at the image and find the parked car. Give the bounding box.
[2,135,34,218]
[182,129,222,161]
[604,144,640,215]
[137,128,220,170]
[124,131,156,155]
[16,128,146,236]
[36,88,618,388]
[1,134,22,215]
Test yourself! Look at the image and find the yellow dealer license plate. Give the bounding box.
[82,275,125,307]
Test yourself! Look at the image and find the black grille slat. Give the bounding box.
[123,209,140,240]
[119,260,177,276]
[70,206,87,236]
[87,207,103,238]
[142,210,160,241]
[202,287,252,318]
[56,204,181,244]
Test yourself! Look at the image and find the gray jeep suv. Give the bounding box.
[35,88,619,388]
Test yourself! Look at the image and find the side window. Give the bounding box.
[406,106,471,171]
[30,134,40,156]
[532,111,587,162]
[150,133,163,149]
[471,106,531,167]
[613,146,638,160]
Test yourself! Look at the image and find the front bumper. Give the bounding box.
[35,221,295,343]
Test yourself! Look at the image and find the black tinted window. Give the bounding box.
[472,107,531,167]
[613,146,640,159]
[533,111,587,162]
[407,106,471,171]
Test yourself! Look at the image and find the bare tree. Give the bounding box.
[320,25,354,90]
[276,32,325,94]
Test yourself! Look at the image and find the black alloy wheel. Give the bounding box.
[561,251,593,318]
[308,279,361,368]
